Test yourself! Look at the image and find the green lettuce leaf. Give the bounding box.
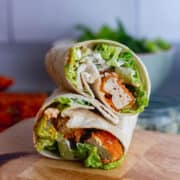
[115,67,140,87]
[64,47,81,86]
[103,156,125,170]
[117,51,141,86]
[121,85,149,113]
[36,116,57,140]
[85,146,103,168]
[117,51,148,112]
[134,86,149,112]
[55,97,72,111]
[95,44,141,86]
[35,116,57,152]
[55,97,91,110]
[65,46,91,87]
[64,64,77,86]
[75,143,102,168]
[75,143,124,169]
[35,138,55,152]
[75,143,94,159]
[71,98,91,106]
[58,96,72,104]
[76,20,171,53]
[94,43,122,67]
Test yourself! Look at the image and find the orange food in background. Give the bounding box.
[0,76,14,91]
[0,75,47,132]
[0,93,47,132]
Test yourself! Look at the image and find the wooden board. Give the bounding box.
[0,119,180,180]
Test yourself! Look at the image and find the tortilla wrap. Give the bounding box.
[45,40,150,115]
[33,89,138,169]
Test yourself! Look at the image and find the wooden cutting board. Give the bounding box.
[0,119,180,180]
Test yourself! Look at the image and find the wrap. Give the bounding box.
[46,40,150,115]
[33,90,138,170]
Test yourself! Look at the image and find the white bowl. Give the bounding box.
[138,47,175,93]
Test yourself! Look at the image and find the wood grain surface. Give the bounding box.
[0,119,180,180]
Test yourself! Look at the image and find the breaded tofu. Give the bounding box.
[101,72,135,111]
[86,130,124,163]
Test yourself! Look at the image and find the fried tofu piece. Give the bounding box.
[86,130,124,163]
[101,72,135,111]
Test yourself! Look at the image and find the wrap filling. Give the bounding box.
[34,96,124,169]
[65,43,148,113]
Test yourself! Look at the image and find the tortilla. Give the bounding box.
[33,90,138,169]
[45,40,150,115]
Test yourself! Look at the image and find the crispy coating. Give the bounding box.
[101,72,135,111]
[91,130,124,163]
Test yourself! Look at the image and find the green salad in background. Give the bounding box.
[76,20,171,53]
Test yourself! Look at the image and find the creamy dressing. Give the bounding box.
[84,52,109,71]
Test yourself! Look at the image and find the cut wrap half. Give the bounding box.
[33,90,138,169]
[46,40,150,115]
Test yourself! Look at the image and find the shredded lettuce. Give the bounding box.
[134,86,149,112]
[65,64,77,87]
[84,146,103,168]
[117,51,148,112]
[71,98,91,106]
[57,96,72,105]
[75,143,124,169]
[94,43,117,60]
[64,47,81,86]
[94,43,122,67]
[55,97,72,111]
[54,97,91,111]
[115,67,140,87]
[36,116,57,140]
[118,51,141,86]
[95,44,141,86]
[35,116,57,152]
[121,86,148,113]
[65,47,91,87]
[75,143,102,168]
[36,138,55,152]
[75,143,91,159]
[103,156,125,170]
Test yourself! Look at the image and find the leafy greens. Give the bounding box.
[76,20,171,53]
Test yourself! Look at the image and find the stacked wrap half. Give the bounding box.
[34,40,151,169]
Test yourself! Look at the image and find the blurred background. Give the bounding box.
[0,0,180,133]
